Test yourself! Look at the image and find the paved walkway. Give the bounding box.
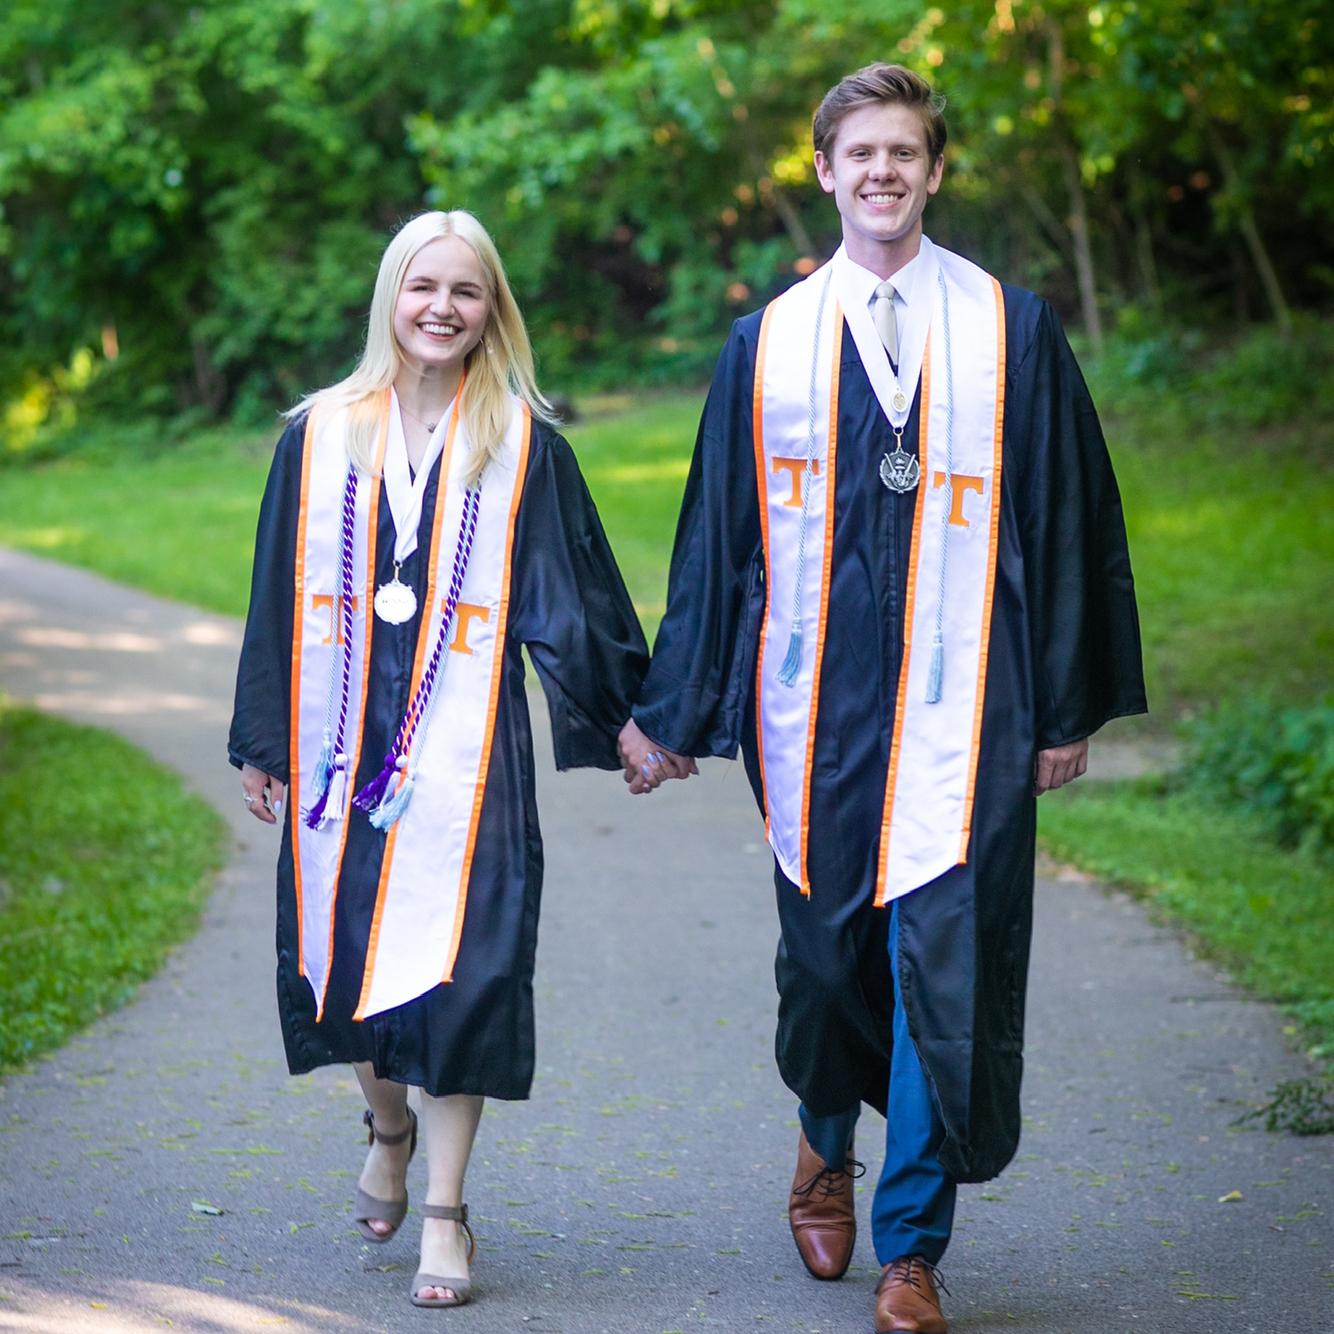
[0,547,1328,1333]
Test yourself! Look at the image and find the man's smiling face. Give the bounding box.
[814,101,944,273]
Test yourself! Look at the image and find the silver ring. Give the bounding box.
[242,793,257,806]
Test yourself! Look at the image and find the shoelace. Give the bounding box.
[879,1255,951,1299]
[791,1157,867,1200]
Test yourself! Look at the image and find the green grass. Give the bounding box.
[1039,778,1334,1062]
[0,348,1328,711]
[0,703,227,1072]
[1107,420,1332,722]
[0,396,707,630]
[565,391,702,627]
[0,422,274,617]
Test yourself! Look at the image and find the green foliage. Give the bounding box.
[1235,1075,1334,1137]
[1180,699,1334,858]
[1039,779,1334,1063]
[1086,313,1334,432]
[0,704,226,1072]
[3,1,1332,434]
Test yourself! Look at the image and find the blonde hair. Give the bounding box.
[288,210,552,487]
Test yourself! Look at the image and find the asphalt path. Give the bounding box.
[0,547,1329,1333]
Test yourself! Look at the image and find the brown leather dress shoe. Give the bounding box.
[787,1130,862,1280]
[874,1256,949,1333]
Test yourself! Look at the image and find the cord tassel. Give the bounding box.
[353,752,399,813]
[309,728,334,802]
[368,770,416,831]
[776,623,804,687]
[305,760,347,829]
[925,636,944,704]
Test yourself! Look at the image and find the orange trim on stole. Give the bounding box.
[956,280,1007,862]
[874,343,933,908]
[352,397,463,1022]
[314,392,389,1020]
[288,415,318,976]
[751,305,776,843]
[441,406,533,985]
[796,305,843,896]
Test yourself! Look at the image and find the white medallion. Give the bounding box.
[374,573,417,624]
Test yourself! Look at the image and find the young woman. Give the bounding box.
[229,210,647,1308]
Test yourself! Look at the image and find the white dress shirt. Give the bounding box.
[840,248,926,372]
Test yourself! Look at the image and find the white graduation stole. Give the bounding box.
[753,242,1006,903]
[289,392,531,1019]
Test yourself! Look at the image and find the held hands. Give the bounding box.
[1034,739,1088,795]
[240,763,286,824]
[617,719,697,795]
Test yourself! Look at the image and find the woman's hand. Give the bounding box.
[617,719,696,795]
[241,764,286,824]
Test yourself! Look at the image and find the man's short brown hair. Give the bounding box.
[812,63,947,163]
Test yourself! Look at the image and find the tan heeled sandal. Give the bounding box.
[410,1202,476,1308]
[353,1106,418,1243]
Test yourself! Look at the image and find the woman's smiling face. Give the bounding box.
[392,236,491,376]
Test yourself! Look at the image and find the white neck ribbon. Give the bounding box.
[833,239,939,431]
[385,389,452,565]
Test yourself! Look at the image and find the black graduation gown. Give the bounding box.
[633,287,1146,1183]
[229,415,647,1099]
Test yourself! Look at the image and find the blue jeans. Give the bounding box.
[798,900,956,1265]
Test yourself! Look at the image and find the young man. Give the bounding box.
[620,64,1145,1333]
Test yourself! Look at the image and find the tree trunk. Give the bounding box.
[189,335,226,414]
[1016,180,1075,263]
[1125,163,1161,308]
[768,184,816,260]
[1230,243,1251,325]
[1202,120,1292,334]
[744,143,816,259]
[1047,22,1104,355]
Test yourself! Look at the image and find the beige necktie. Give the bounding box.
[872,279,899,365]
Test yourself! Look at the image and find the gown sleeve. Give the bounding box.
[228,418,304,781]
[1008,300,1148,749]
[631,320,766,758]
[509,429,649,772]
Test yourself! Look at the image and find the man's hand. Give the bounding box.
[241,763,286,824]
[617,719,697,795]
[1034,739,1088,795]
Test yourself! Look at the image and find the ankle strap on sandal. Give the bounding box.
[363,1106,417,1147]
[421,1202,476,1262]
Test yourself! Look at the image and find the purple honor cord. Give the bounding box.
[353,486,482,830]
[304,468,360,828]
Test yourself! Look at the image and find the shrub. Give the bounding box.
[1181,697,1334,858]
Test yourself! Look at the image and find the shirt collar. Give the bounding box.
[839,245,925,311]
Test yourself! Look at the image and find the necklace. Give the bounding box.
[398,400,448,433]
